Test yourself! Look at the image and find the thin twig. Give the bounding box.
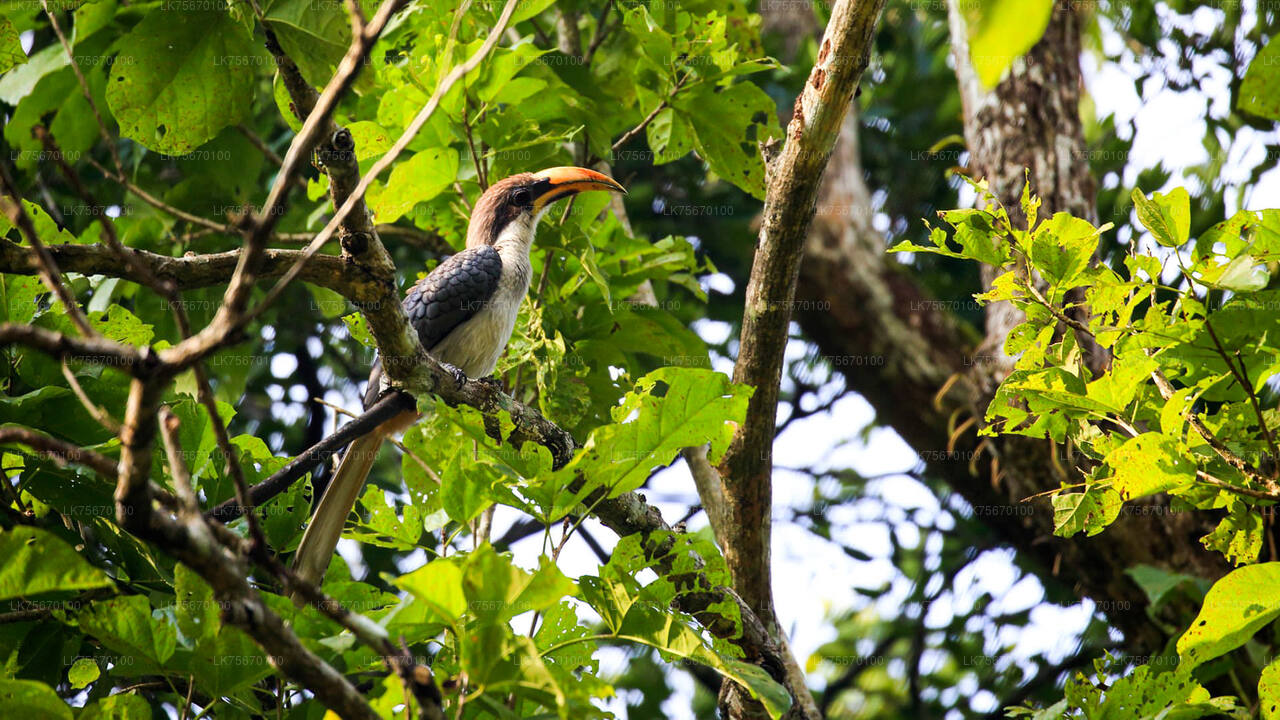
[583,0,616,65]
[84,157,314,243]
[610,74,687,155]
[462,99,489,190]
[1196,470,1280,502]
[1203,319,1280,476]
[0,163,97,337]
[237,124,284,166]
[40,0,123,175]
[246,0,523,327]
[158,407,200,513]
[62,361,121,432]
[0,426,118,478]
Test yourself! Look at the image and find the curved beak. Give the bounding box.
[530,166,626,213]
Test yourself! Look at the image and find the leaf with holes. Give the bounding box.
[106,9,258,154]
[1178,562,1280,670]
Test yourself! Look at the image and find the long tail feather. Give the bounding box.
[291,432,384,597]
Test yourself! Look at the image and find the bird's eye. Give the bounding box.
[512,187,532,206]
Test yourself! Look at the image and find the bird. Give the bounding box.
[291,166,626,590]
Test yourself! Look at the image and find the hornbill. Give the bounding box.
[292,166,626,588]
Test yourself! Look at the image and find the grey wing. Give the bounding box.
[361,246,502,408]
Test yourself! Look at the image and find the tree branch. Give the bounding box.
[0,323,147,375]
[0,238,353,294]
[714,1,885,717]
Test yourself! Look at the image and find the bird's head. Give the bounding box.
[465,166,626,250]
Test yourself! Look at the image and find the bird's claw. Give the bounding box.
[441,362,468,386]
[476,375,505,391]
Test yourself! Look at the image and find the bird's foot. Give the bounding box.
[476,375,505,391]
[440,362,468,386]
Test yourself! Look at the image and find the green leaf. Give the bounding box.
[74,1,119,46]
[0,16,25,75]
[1028,212,1099,289]
[1126,565,1199,609]
[1104,433,1196,501]
[24,200,76,245]
[79,693,150,720]
[462,545,574,624]
[0,275,42,325]
[1079,664,1234,719]
[90,305,154,346]
[263,0,353,90]
[676,82,780,201]
[1177,562,1280,670]
[106,9,258,154]
[1201,499,1263,566]
[441,444,495,524]
[0,679,71,720]
[964,0,1054,87]
[1261,655,1280,720]
[577,568,788,719]
[0,43,68,106]
[395,558,467,625]
[555,368,751,499]
[342,311,375,348]
[187,624,272,696]
[1240,32,1280,120]
[1213,254,1270,292]
[347,120,394,161]
[78,596,178,666]
[1132,187,1190,247]
[0,527,114,602]
[645,107,695,165]
[1051,484,1121,538]
[67,658,99,690]
[174,564,217,646]
[369,148,459,224]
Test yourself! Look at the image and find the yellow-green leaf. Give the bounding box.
[1178,562,1280,670]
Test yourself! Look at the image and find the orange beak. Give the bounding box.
[530,166,626,212]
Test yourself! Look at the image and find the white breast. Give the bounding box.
[429,222,534,379]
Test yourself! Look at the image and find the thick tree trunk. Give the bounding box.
[947,0,1105,369]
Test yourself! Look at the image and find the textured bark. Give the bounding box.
[792,6,1232,655]
[948,0,1103,366]
[716,1,886,717]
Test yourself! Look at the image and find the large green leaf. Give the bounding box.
[1261,655,1280,720]
[1240,33,1280,120]
[1051,483,1121,538]
[461,545,575,624]
[263,0,353,90]
[1104,433,1196,501]
[369,148,459,223]
[0,527,114,602]
[395,558,468,626]
[78,595,178,666]
[0,679,71,720]
[1177,562,1280,670]
[106,9,258,154]
[554,367,751,499]
[0,43,68,105]
[676,82,780,201]
[578,569,789,719]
